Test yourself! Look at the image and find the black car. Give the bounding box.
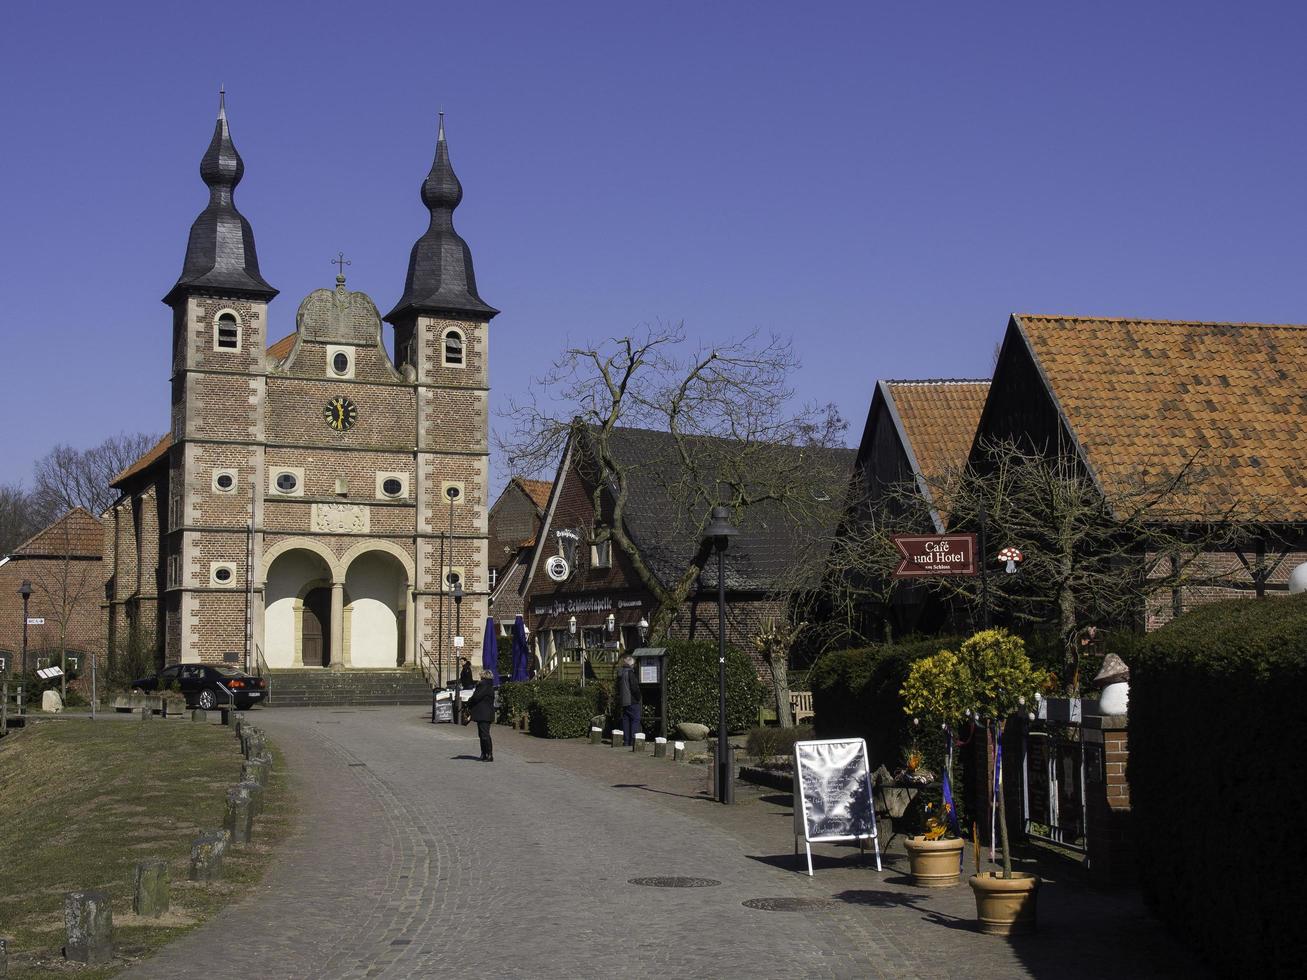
[132,664,268,710]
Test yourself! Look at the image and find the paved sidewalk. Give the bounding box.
[122,709,1197,979]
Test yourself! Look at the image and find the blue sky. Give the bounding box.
[2,0,1305,491]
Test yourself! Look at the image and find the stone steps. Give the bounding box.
[266,669,433,708]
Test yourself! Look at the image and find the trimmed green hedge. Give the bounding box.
[664,640,764,734]
[497,679,583,724]
[1132,595,1307,977]
[528,694,595,739]
[809,636,959,773]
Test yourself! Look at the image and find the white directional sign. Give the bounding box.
[37,666,63,680]
[26,617,45,626]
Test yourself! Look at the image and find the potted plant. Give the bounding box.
[902,629,1046,932]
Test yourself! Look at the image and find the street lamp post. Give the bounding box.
[703,506,738,804]
[453,579,464,721]
[18,580,33,680]
[638,617,649,646]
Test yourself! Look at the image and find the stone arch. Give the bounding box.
[263,546,337,668]
[260,536,343,585]
[340,543,415,668]
[339,539,415,582]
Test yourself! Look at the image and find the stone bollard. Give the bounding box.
[1,935,9,978]
[590,727,603,745]
[242,734,263,760]
[224,787,254,845]
[254,752,274,779]
[240,758,267,788]
[189,831,229,882]
[191,709,207,723]
[610,729,624,748]
[238,780,265,817]
[64,890,113,965]
[132,860,169,918]
[654,736,668,758]
[140,706,153,722]
[673,740,686,762]
[633,733,647,753]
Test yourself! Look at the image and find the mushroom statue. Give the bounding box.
[997,546,1023,574]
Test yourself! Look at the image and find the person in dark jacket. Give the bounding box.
[467,669,497,761]
[616,655,643,747]
[459,658,474,688]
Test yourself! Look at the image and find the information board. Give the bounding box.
[791,738,881,876]
[433,700,453,723]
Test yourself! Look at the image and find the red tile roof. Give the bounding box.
[514,477,553,512]
[12,507,103,559]
[885,380,990,491]
[267,333,296,361]
[1015,314,1307,522]
[110,434,172,488]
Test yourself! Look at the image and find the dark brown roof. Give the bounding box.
[1014,314,1307,522]
[11,508,103,559]
[885,380,989,491]
[110,434,172,488]
[514,478,553,512]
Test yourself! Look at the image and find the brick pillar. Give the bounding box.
[1084,714,1133,885]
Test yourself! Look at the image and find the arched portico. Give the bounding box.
[342,548,414,667]
[263,547,338,668]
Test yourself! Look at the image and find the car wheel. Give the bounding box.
[197,688,217,710]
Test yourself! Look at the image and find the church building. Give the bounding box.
[104,96,494,682]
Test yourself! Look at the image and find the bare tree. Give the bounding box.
[826,435,1257,691]
[500,322,847,636]
[0,483,42,555]
[24,514,103,698]
[31,432,160,519]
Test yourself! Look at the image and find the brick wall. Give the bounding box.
[1085,717,1134,884]
[1144,546,1307,630]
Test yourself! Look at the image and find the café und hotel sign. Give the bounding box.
[891,533,978,578]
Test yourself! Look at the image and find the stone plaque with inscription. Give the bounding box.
[312,503,370,534]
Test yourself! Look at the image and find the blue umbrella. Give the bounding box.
[510,615,530,682]
[482,616,501,687]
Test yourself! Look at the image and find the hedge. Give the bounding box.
[808,636,959,773]
[664,640,764,734]
[497,679,580,724]
[528,694,595,739]
[1131,595,1307,977]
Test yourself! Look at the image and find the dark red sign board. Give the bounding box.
[891,533,978,578]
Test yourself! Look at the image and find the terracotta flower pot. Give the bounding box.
[968,871,1040,935]
[903,836,965,887]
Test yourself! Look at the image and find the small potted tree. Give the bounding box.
[902,629,1046,932]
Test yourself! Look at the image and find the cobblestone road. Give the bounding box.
[123,708,1197,979]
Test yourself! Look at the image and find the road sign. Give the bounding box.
[26,617,45,626]
[891,533,978,578]
[37,666,64,680]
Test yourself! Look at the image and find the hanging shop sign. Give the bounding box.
[545,556,571,582]
[891,533,978,578]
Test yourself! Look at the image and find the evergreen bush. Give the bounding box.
[528,694,594,739]
[808,636,959,773]
[745,724,815,760]
[1132,595,1307,977]
[664,640,764,734]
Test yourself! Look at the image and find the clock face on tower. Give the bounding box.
[323,396,358,432]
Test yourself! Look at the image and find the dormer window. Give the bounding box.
[443,329,464,367]
[216,312,240,351]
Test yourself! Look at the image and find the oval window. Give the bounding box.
[216,473,234,491]
[382,478,403,497]
[446,570,461,586]
[333,351,349,374]
[275,472,298,493]
[214,567,233,583]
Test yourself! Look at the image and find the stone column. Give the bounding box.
[330,582,346,668]
[1085,714,1133,885]
[405,588,416,667]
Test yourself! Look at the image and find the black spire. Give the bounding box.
[385,113,497,323]
[164,89,277,306]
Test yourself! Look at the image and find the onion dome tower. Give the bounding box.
[164,89,277,306]
[385,113,497,325]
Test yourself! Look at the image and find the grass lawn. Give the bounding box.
[0,716,292,978]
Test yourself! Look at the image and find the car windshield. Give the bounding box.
[215,668,247,678]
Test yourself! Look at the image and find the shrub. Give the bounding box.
[664,640,764,734]
[498,679,606,729]
[745,724,815,760]
[808,636,959,773]
[528,694,594,739]
[1132,595,1307,977]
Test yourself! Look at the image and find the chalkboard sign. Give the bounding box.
[791,738,881,876]
[433,701,453,723]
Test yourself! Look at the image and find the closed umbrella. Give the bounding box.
[482,616,501,687]
[510,615,530,682]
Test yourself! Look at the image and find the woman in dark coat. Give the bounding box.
[466,669,497,762]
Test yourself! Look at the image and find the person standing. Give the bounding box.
[467,669,497,761]
[616,655,643,747]
[459,657,474,688]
